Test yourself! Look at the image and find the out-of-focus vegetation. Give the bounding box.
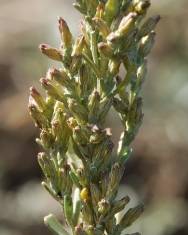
[0,0,188,235]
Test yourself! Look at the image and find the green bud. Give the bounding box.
[93,17,110,39]
[106,163,122,200]
[98,97,113,122]
[95,2,105,18]
[39,44,63,61]
[134,60,147,92]
[134,0,150,15]
[50,68,74,91]
[98,42,113,58]
[118,204,144,229]
[139,15,160,38]
[44,214,70,235]
[40,78,66,103]
[113,97,128,114]
[29,86,46,111]
[139,31,156,57]
[90,183,101,209]
[92,138,114,169]
[116,13,137,37]
[109,60,120,76]
[104,0,121,25]
[70,55,83,75]
[88,90,100,122]
[111,196,130,215]
[68,98,88,122]
[58,17,72,50]
[28,103,48,129]
[72,36,85,57]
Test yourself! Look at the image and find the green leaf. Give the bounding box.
[44,214,70,235]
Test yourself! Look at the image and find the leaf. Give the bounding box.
[44,214,70,235]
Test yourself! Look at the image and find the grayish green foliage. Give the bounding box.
[29,0,160,234]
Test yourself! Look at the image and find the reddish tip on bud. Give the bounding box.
[39,44,63,61]
[58,17,72,49]
[39,43,47,52]
[40,77,49,87]
[29,86,46,110]
[30,86,39,96]
[98,42,113,58]
[58,17,67,28]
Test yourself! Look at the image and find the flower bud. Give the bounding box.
[116,13,137,38]
[98,42,113,58]
[139,31,156,57]
[50,68,74,91]
[28,103,48,128]
[119,204,144,229]
[29,87,46,111]
[109,60,120,76]
[72,36,85,57]
[88,90,100,122]
[139,15,160,38]
[113,97,128,114]
[111,196,130,215]
[106,163,122,200]
[40,78,66,103]
[58,17,72,49]
[95,2,105,18]
[104,0,121,24]
[134,0,150,15]
[39,44,63,61]
[98,97,113,122]
[68,98,88,122]
[93,17,110,39]
[90,183,101,208]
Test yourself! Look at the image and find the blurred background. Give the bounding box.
[0,0,188,234]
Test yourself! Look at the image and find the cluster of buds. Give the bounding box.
[29,0,159,235]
